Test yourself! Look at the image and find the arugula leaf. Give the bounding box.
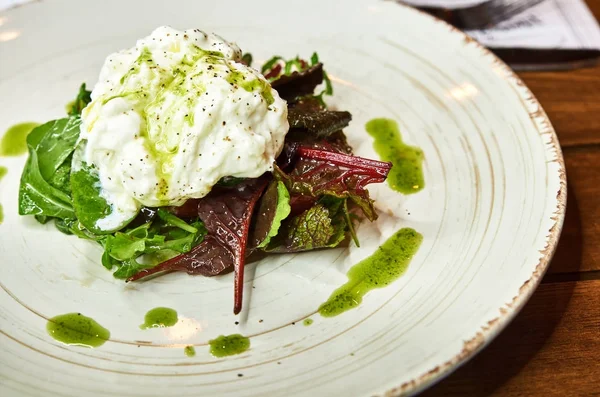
[68,83,92,116]
[250,181,291,249]
[56,218,106,241]
[101,213,206,279]
[105,224,161,261]
[157,208,199,233]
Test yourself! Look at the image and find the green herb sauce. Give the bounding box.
[0,203,3,224]
[226,70,275,105]
[208,334,250,357]
[184,345,196,357]
[319,228,423,317]
[0,166,7,181]
[46,313,110,347]
[303,318,313,326]
[140,307,178,329]
[365,118,424,194]
[0,122,40,156]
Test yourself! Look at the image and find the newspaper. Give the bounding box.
[403,0,600,48]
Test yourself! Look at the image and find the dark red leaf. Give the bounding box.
[275,145,392,221]
[128,177,270,314]
[271,63,323,102]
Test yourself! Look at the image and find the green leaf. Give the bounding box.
[70,142,138,234]
[100,214,207,279]
[34,215,50,224]
[68,83,92,116]
[33,118,81,182]
[112,258,151,279]
[107,234,164,261]
[241,52,253,66]
[342,199,359,247]
[102,249,120,271]
[266,204,343,253]
[261,56,283,74]
[18,118,82,220]
[216,176,246,187]
[47,160,73,195]
[310,52,319,66]
[157,208,198,233]
[256,181,291,248]
[18,141,75,219]
[322,70,333,96]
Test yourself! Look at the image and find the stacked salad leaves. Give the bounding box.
[18,54,392,313]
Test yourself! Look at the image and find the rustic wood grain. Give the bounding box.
[517,0,600,148]
[420,1,600,395]
[519,67,600,147]
[422,280,600,396]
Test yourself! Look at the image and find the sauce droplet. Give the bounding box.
[365,118,424,194]
[46,313,110,348]
[140,307,178,329]
[184,345,196,357]
[319,228,423,317]
[208,334,250,357]
[0,122,40,156]
[303,318,313,326]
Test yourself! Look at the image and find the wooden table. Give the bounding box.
[423,1,600,396]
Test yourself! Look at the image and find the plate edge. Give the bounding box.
[379,3,568,396]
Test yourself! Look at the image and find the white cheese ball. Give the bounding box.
[78,26,289,231]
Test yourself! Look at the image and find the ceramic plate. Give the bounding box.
[0,0,566,396]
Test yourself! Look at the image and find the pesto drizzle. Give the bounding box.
[208,334,250,357]
[365,118,424,194]
[0,122,40,156]
[140,307,178,329]
[46,313,110,347]
[319,228,423,317]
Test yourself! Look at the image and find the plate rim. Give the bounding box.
[0,2,568,396]
[381,4,567,396]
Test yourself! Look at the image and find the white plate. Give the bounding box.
[0,0,566,396]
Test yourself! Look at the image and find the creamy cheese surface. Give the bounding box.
[78,26,289,231]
